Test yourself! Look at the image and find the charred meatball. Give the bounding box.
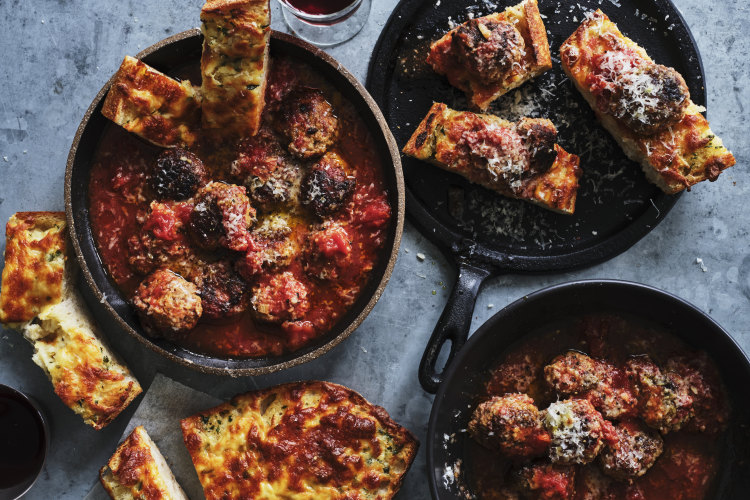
[514,462,576,500]
[451,18,526,84]
[236,214,300,279]
[625,356,693,434]
[192,261,249,319]
[150,148,208,200]
[251,271,310,323]
[303,221,353,282]
[600,419,664,480]
[301,151,355,218]
[468,393,551,458]
[516,117,557,175]
[132,269,202,337]
[276,88,339,159]
[189,181,255,252]
[608,63,690,135]
[543,399,615,465]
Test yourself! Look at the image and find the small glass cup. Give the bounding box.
[278,0,371,47]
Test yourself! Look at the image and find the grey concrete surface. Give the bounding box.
[0,0,747,498]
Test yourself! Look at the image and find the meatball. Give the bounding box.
[192,261,249,319]
[600,419,664,480]
[251,271,310,323]
[301,151,355,218]
[451,18,525,84]
[303,221,353,282]
[150,148,208,200]
[516,117,557,175]
[189,181,255,252]
[544,351,601,395]
[236,214,300,279]
[665,354,730,434]
[487,352,544,397]
[276,88,339,159]
[514,462,576,500]
[468,393,551,458]
[625,356,693,434]
[576,465,646,500]
[231,129,287,183]
[132,269,202,336]
[608,64,690,135]
[543,399,615,465]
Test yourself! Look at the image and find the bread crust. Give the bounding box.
[427,0,552,111]
[403,102,582,215]
[560,10,735,193]
[101,56,200,148]
[181,381,419,499]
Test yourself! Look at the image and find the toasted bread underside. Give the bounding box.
[200,0,270,136]
[181,381,419,500]
[403,102,582,215]
[100,426,188,500]
[560,10,735,193]
[427,0,552,111]
[101,56,200,148]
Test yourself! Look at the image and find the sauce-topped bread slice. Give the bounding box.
[0,211,142,430]
[560,10,735,193]
[181,381,418,499]
[427,0,552,111]
[101,56,200,148]
[200,0,271,136]
[100,426,188,500]
[403,102,582,215]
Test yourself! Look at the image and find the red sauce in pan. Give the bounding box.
[89,56,391,358]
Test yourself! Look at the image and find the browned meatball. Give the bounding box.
[276,88,339,159]
[251,271,310,323]
[150,148,208,200]
[545,351,601,395]
[468,393,551,459]
[514,462,576,500]
[516,117,557,175]
[231,129,286,183]
[236,214,300,279]
[451,18,525,84]
[132,269,202,337]
[665,354,730,434]
[600,419,664,480]
[192,261,249,319]
[303,221,353,282]
[301,151,355,218]
[543,399,615,465]
[608,64,690,135]
[625,356,693,434]
[189,181,255,252]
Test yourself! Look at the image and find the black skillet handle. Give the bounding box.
[419,262,492,393]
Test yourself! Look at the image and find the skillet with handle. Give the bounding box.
[366,0,707,392]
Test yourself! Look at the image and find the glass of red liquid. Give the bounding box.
[277,0,371,47]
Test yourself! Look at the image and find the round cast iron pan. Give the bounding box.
[428,280,750,499]
[366,0,707,392]
[65,30,405,376]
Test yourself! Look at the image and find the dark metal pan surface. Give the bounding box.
[65,30,405,376]
[427,280,750,499]
[366,0,707,392]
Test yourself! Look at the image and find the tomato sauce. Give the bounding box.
[469,314,726,500]
[89,56,391,358]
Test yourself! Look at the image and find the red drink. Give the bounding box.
[284,0,357,16]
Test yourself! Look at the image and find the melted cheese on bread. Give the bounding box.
[181,381,418,499]
[100,426,188,500]
[560,10,735,193]
[101,56,200,148]
[200,0,270,136]
[427,0,552,111]
[403,102,582,214]
[23,290,142,430]
[0,212,66,326]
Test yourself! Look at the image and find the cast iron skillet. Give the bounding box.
[366,0,707,392]
[65,30,405,376]
[428,280,750,499]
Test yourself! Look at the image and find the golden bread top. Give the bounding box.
[0,211,66,325]
[181,381,418,499]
